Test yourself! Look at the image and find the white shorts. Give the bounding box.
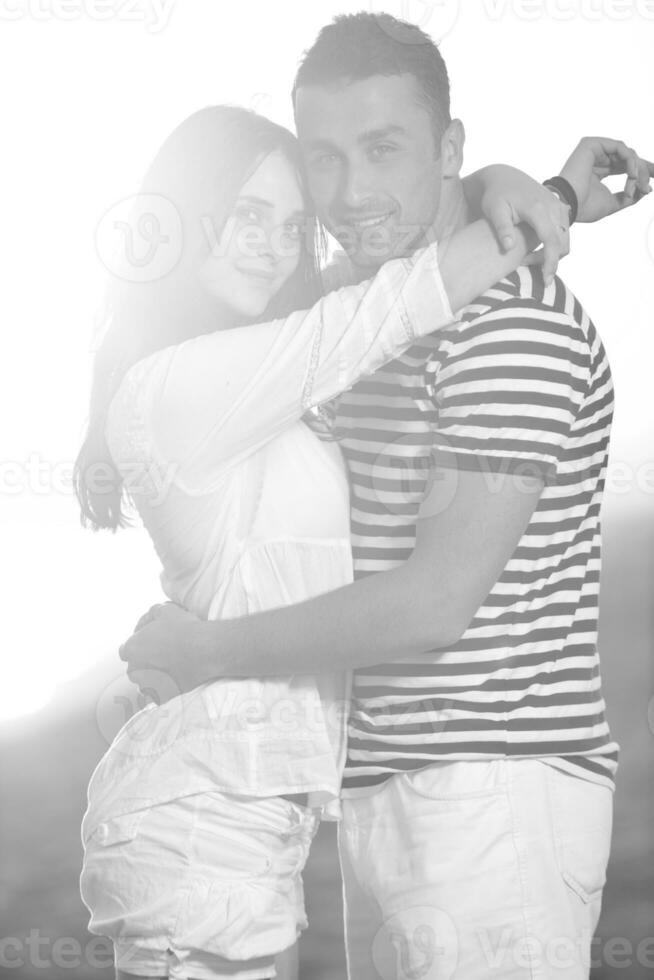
[80,791,320,980]
[338,759,613,980]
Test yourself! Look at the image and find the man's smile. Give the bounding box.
[346,211,396,231]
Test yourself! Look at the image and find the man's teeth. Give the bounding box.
[352,213,392,229]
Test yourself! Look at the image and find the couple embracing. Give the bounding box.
[76,12,652,980]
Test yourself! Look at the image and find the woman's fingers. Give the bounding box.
[528,201,569,285]
[485,197,516,251]
[486,193,570,283]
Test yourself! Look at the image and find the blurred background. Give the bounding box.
[1,1,652,977]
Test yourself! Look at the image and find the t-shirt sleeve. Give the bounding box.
[429,308,591,483]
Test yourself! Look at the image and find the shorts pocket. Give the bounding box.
[558,827,612,905]
[562,869,603,905]
[547,768,613,904]
[80,809,154,932]
[403,760,507,801]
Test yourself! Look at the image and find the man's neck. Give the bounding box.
[429,176,470,242]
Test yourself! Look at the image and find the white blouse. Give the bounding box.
[82,244,454,837]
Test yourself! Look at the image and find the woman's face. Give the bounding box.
[198,149,307,320]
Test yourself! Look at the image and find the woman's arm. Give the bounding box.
[147,224,539,487]
[438,219,537,312]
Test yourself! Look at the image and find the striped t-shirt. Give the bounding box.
[334,265,619,794]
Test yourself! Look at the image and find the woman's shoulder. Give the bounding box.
[105,350,168,463]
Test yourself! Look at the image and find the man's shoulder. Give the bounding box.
[424,266,602,396]
[459,265,590,329]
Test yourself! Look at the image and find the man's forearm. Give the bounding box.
[197,558,462,679]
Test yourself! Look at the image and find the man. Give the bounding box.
[121,13,653,979]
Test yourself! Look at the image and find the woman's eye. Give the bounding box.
[283,221,303,240]
[310,153,340,169]
[235,206,261,223]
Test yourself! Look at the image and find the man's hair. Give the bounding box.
[292,12,451,140]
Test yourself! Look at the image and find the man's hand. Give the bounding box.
[119,602,212,701]
[466,139,653,286]
[560,136,653,222]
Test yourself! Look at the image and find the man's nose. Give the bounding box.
[340,162,376,212]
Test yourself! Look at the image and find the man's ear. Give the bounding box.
[440,119,465,178]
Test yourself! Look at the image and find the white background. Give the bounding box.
[1,0,653,720]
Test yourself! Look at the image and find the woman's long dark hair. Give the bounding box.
[74,106,324,531]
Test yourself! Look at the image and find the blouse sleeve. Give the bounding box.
[143,241,453,490]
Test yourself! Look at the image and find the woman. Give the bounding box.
[75,105,563,980]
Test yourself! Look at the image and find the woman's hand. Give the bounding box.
[465,164,571,285]
[119,602,213,702]
[559,136,653,222]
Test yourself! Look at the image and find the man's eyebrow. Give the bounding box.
[300,138,340,153]
[301,126,408,153]
[358,125,408,144]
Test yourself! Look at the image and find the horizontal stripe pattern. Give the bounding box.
[335,267,618,793]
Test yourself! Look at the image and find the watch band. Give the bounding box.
[543,176,578,225]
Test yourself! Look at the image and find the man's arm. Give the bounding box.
[120,305,587,693]
[120,468,543,690]
[206,467,543,675]
[463,136,653,281]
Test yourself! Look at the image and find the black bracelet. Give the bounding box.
[543,176,578,225]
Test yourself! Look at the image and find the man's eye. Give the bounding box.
[369,144,396,161]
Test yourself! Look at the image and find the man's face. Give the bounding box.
[295,73,443,270]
